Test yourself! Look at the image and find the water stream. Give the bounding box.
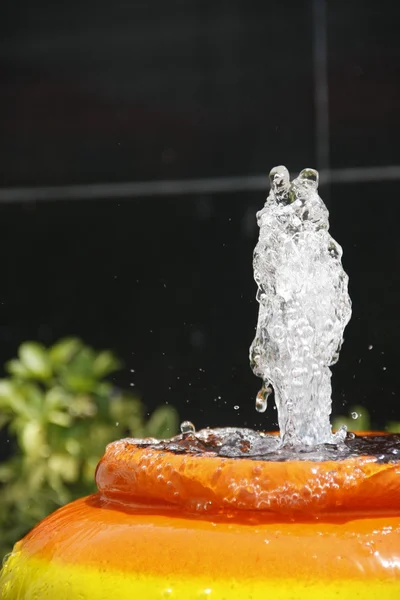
[250,166,352,447]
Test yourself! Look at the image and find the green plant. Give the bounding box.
[0,338,178,558]
[333,405,400,433]
[332,404,371,433]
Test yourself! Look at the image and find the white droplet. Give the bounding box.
[234,405,239,410]
[180,421,195,434]
[255,395,267,413]
[255,385,272,413]
[368,345,373,350]
[351,412,358,419]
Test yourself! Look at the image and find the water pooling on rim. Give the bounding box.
[250,166,351,447]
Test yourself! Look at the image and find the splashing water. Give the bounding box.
[250,166,352,447]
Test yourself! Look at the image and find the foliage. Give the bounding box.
[332,404,371,433]
[0,338,178,558]
[333,405,400,433]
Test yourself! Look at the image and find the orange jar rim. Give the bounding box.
[96,432,400,516]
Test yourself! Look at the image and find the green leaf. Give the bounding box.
[3,389,35,420]
[18,342,52,380]
[47,410,72,427]
[333,405,370,433]
[0,462,16,483]
[44,386,71,411]
[0,379,17,410]
[386,421,400,433]
[0,412,11,430]
[20,421,45,456]
[145,405,179,439]
[48,454,79,483]
[22,383,44,413]
[5,359,31,379]
[68,348,96,375]
[92,351,121,379]
[68,396,97,418]
[49,338,82,367]
[60,372,97,394]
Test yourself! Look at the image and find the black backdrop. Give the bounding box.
[1,0,400,446]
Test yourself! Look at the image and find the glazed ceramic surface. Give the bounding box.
[1,437,400,599]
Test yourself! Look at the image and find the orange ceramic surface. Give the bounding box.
[96,437,400,514]
[1,436,400,599]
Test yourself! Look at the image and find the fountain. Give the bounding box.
[250,165,351,447]
[1,167,399,599]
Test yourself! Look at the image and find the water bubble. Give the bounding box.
[180,421,195,434]
[347,432,356,439]
[233,405,240,410]
[115,421,119,426]
[272,325,284,342]
[368,345,373,350]
[269,165,290,203]
[351,412,358,419]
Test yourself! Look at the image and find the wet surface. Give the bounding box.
[133,428,400,463]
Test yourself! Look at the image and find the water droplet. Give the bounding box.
[351,412,358,419]
[255,385,272,413]
[368,344,373,350]
[233,405,239,410]
[115,421,119,426]
[347,432,356,439]
[180,421,195,434]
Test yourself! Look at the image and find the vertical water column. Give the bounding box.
[250,166,352,446]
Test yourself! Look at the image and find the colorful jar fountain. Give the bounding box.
[1,166,399,598]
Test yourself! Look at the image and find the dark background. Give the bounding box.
[0,0,399,441]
